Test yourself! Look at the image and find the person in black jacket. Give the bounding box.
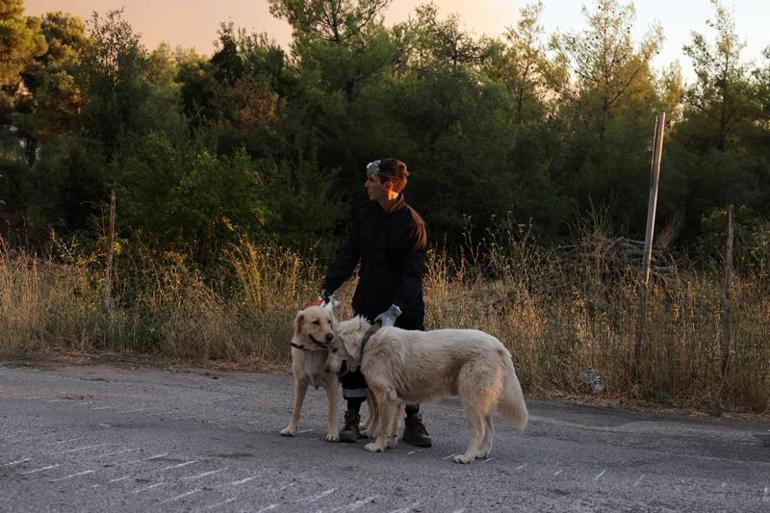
[318,157,432,447]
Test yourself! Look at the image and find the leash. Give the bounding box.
[358,319,382,362]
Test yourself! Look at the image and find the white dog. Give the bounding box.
[325,317,529,463]
[280,306,340,442]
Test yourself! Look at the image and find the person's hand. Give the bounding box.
[311,290,331,307]
[374,304,402,327]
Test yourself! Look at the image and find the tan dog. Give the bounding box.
[326,317,529,463]
[280,306,340,442]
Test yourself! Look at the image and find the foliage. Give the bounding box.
[665,0,770,243]
[0,0,767,267]
[119,133,270,258]
[0,0,47,90]
[12,11,88,164]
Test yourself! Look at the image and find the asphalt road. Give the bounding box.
[1,362,768,513]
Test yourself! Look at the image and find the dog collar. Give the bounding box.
[290,334,330,351]
[309,334,331,348]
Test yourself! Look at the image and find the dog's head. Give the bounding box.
[325,316,371,373]
[293,306,335,350]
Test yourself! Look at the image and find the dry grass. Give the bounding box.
[0,240,325,368]
[424,235,770,414]
[0,236,768,414]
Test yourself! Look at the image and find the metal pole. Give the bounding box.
[721,204,735,376]
[632,112,666,383]
[641,113,666,286]
[104,188,116,309]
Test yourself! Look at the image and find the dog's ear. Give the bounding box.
[341,332,361,363]
[293,311,304,337]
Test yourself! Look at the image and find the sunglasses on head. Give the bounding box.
[366,160,381,179]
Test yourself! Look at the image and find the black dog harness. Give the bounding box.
[358,320,383,362]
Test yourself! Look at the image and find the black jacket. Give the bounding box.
[322,195,428,329]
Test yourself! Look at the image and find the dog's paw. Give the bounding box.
[364,442,385,453]
[386,435,398,449]
[453,454,475,464]
[280,427,296,437]
[325,432,339,442]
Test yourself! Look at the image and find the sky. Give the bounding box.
[23,0,770,83]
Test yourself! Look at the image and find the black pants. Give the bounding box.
[341,313,424,416]
[340,370,420,416]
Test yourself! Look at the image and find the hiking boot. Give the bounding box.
[338,410,361,443]
[402,413,432,447]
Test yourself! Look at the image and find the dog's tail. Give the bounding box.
[497,350,529,431]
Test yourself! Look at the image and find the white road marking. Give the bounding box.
[634,474,646,487]
[21,464,60,475]
[253,504,278,513]
[133,482,167,493]
[594,469,607,481]
[92,406,112,410]
[51,470,94,482]
[206,497,236,509]
[1,458,31,466]
[118,408,146,414]
[451,509,466,513]
[227,475,259,486]
[297,488,336,503]
[721,482,727,488]
[442,453,458,460]
[63,443,107,453]
[46,437,81,445]
[298,429,314,433]
[160,488,202,504]
[330,495,378,512]
[407,450,422,455]
[554,469,563,476]
[160,460,199,471]
[481,457,495,464]
[515,463,528,471]
[183,468,227,480]
[108,476,131,483]
[117,452,169,465]
[388,502,421,513]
